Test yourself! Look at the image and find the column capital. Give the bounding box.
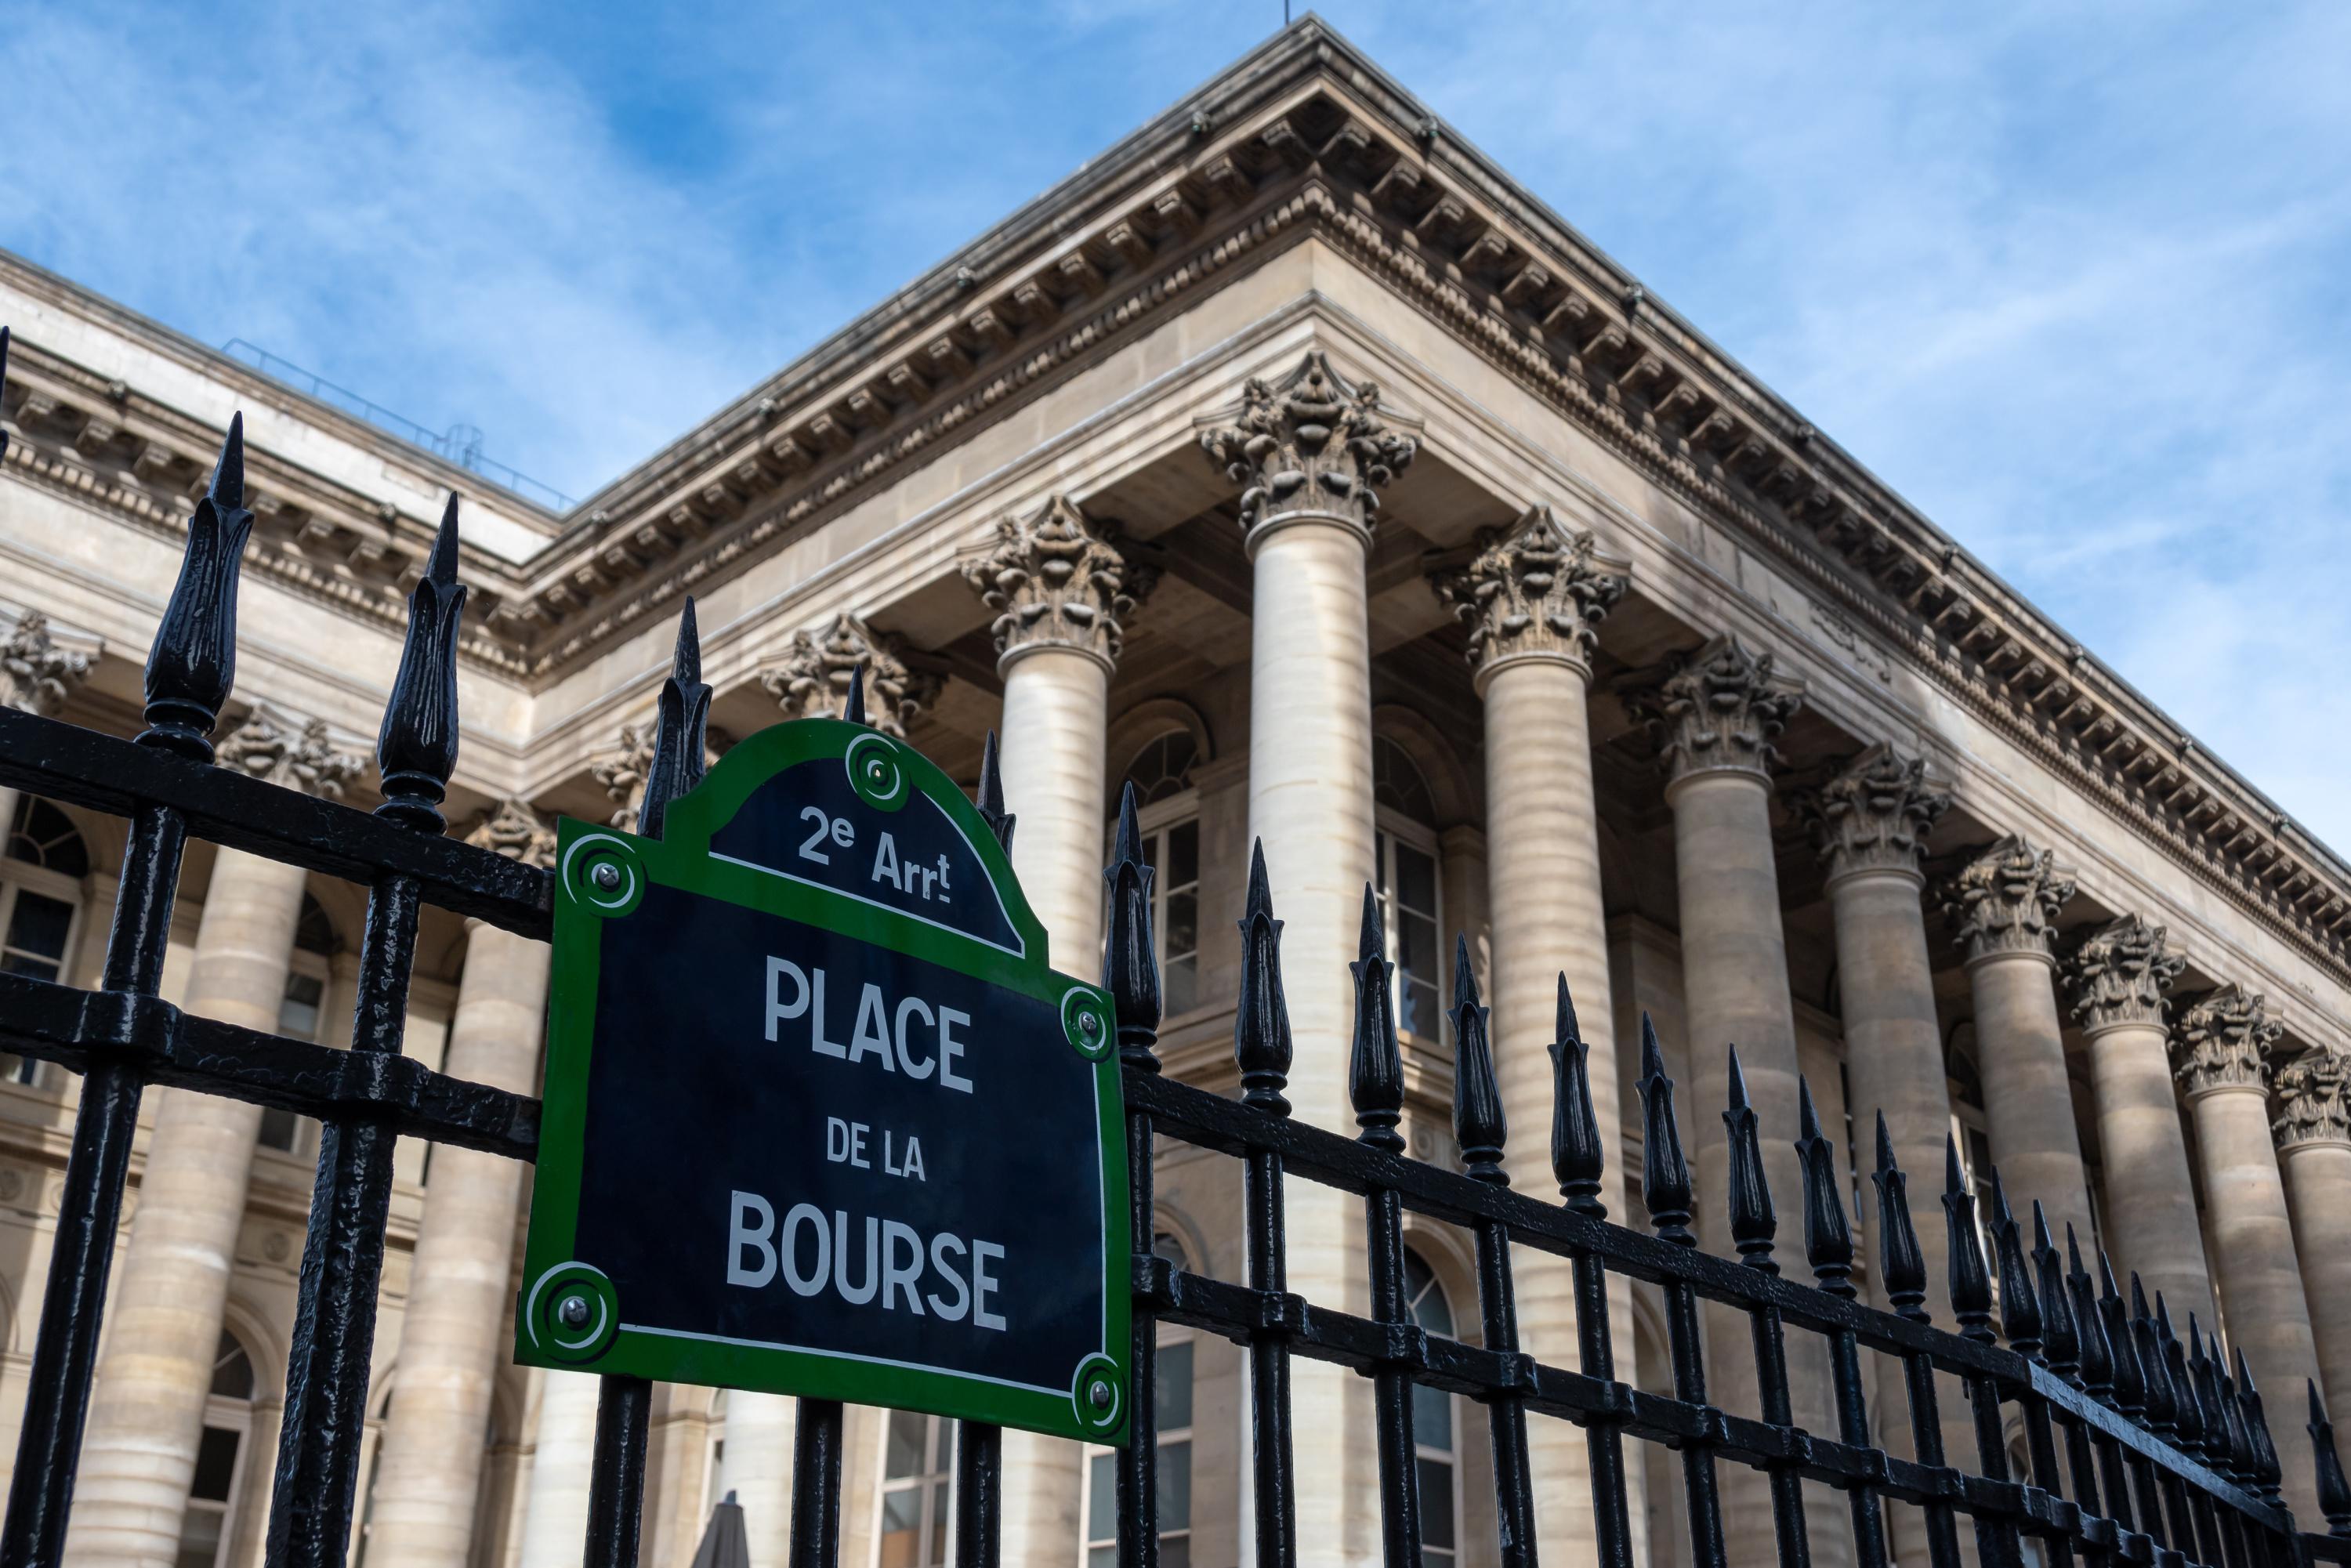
[1426,504,1627,686]
[1197,348,1418,547]
[1619,632,1804,788]
[591,720,654,831]
[2063,914,2184,1034]
[1938,834,2073,965]
[1791,741,1949,884]
[216,707,364,799]
[2273,1052,2351,1150]
[958,495,1155,674]
[757,613,942,737]
[2171,983,2283,1099]
[463,796,558,870]
[1,610,92,717]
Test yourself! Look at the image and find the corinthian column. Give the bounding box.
[1625,635,1842,1566]
[69,712,360,1568]
[366,800,556,1568]
[757,613,942,737]
[1201,347,1415,1568]
[1429,505,1626,1565]
[2274,1053,2351,1417]
[0,609,94,836]
[960,495,1150,1563]
[1937,837,2093,1244]
[2062,916,2212,1325]
[2172,987,2320,1516]
[962,494,1152,963]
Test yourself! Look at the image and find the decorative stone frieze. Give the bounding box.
[2063,914,2185,1033]
[1425,504,1627,682]
[1197,349,1417,542]
[1789,742,1949,882]
[0,610,92,716]
[1619,632,1804,786]
[592,722,654,831]
[463,797,558,870]
[1938,835,2074,963]
[2273,1052,2351,1150]
[757,614,941,737]
[214,709,362,799]
[959,495,1154,671]
[2171,984,2284,1097]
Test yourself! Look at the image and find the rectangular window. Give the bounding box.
[877,1410,951,1568]
[1375,830,1443,1039]
[1141,820,1200,1018]
[2,887,76,1084]
[1082,1336,1192,1566]
[259,971,326,1153]
[174,1425,241,1568]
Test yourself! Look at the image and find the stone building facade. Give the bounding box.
[2,19,2348,1568]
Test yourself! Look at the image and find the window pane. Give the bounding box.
[1412,1383,1451,1451]
[5,891,72,961]
[878,1490,922,1568]
[174,1504,225,1568]
[1165,890,1197,965]
[1396,843,1436,917]
[256,1109,302,1154]
[1417,1456,1455,1548]
[1165,954,1197,1019]
[1168,820,1198,889]
[1402,975,1440,1041]
[928,1476,949,1567]
[1156,1342,1194,1429]
[1088,1549,1115,1568]
[190,1426,241,1503]
[0,952,60,983]
[277,972,324,1041]
[209,1334,254,1399]
[1086,1451,1116,1543]
[1160,1539,1191,1568]
[1157,1439,1191,1530]
[1375,832,1390,894]
[886,1409,927,1479]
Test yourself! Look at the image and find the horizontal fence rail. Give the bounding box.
[1,358,2349,1568]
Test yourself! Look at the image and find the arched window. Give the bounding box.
[2,797,91,1087]
[1115,733,1201,1017]
[1404,1248,1458,1566]
[1082,1231,1194,1566]
[259,893,336,1155]
[1371,738,1444,1040]
[178,1330,258,1568]
[877,1409,954,1568]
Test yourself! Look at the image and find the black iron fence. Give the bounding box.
[2,363,2350,1568]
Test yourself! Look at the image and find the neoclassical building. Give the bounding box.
[2,18,2348,1568]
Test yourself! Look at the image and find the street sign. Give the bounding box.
[516,718,1129,1446]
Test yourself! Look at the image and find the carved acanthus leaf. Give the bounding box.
[1791,742,1949,881]
[0,610,92,718]
[2171,984,2283,1097]
[214,709,363,799]
[959,495,1154,667]
[1619,632,1804,785]
[1197,349,1417,538]
[463,796,558,870]
[1938,834,2074,962]
[1426,505,1627,677]
[757,614,942,738]
[2063,914,2184,1032]
[2273,1052,2351,1150]
[592,720,655,831]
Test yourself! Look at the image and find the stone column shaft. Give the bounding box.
[2175,987,2320,1519]
[2276,1054,2351,1418]
[998,652,1109,961]
[67,845,310,1568]
[1433,505,1631,1568]
[516,1372,602,1568]
[368,822,556,1568]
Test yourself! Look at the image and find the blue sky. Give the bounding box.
[4,2,2349,851]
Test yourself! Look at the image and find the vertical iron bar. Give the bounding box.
[1994,1187,2073,1568]
[1943,1148,2023,1568]
[268,496,466,1568]
[1867,1116,1962,1568]
[1795,1078,1890,1568]
[1232,843,1294,1568]
[786,1401,845,1568]
[1636,1019,1727,1568]
[584,1378,654,1568]
[1559,980,1629,1568]
[0,415,252,1568]
[1106,786,1163,1568]
[1355,893,1422,1568]
[1723,1049,1809,1568]
[951,1422,1000,1568]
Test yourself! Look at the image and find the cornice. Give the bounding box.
[5,20,2346,987]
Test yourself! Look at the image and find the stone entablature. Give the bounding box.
[1426,503,1626,683]
[1196,348,1417,542]
[462,796,558,870]
[960,495,1153,670]
[1621,633,1803,788]
[2063,914,2186,1033]
[2273,1052,2351,1150]
[756,614,940,737]
[214,708,363,799]
[1940,835,2074,964]
[1791,742,1948,884]
[2172,984,2284,1098]
[0,610,90,716]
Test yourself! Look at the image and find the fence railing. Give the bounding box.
[2,360,2350,1568]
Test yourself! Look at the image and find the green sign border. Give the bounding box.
[516,717,1131,1446]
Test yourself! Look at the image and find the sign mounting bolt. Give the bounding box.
[558,1295,591,1329]
[592,863,621,891]
[1088,1378,1114,1411]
